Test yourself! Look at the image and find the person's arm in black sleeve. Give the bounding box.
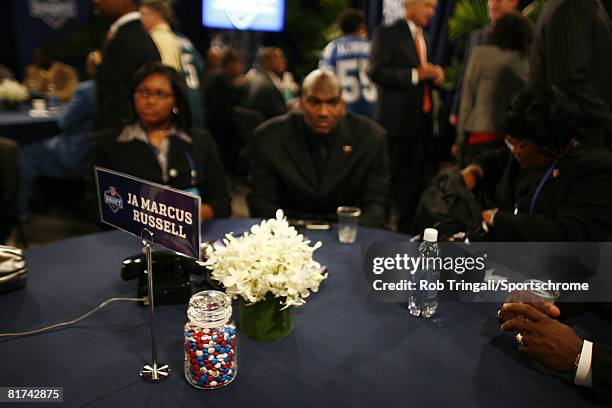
[358,131,390,228]
[368,26,415,90]
[473,147,510,186]
[104,34,161,128]
[102,41,132,128]
[592,343,612,401]
[196,130,230,218]
[246,131,283,218]
[544,2,612,135]
[493,152,612,241]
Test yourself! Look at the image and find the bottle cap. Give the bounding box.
[423,228,438,242]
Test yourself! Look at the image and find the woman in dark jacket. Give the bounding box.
[461,86,612,241]
[91,62,230,221]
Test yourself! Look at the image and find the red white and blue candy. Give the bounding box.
[184,326,237,388]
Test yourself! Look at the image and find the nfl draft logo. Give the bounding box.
[104,186,124,213]
[225,9,258,30]
[224,0,266,30]
[29,0,77,30]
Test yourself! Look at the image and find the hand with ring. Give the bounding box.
[500,303,583,373]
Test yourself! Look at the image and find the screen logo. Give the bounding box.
[202,0,285,32]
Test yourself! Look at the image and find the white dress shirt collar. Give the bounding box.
[406,18,427,53]
[117,123,192,144]
[406,18,419,36]
[109,11,141,36]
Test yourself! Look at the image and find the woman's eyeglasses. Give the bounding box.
[135,88,174,101]
[505,136,531,152]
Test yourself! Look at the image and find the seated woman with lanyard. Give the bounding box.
[461,85,612,241]
[91,62,230,221]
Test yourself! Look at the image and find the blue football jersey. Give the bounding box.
[319,35,377,117]
[176,32,205,128]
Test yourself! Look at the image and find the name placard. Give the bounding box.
[95,167,201,259]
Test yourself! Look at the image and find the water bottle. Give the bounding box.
[409,228,440,318]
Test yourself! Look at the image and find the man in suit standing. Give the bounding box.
[369,0,444,233]
[93,0,160,130]
[248,69,390,228]
[243,47,288,121]
[449,0,519,127]
[204,48,247,172]
[139,0,207,128]
[530,0,612,146]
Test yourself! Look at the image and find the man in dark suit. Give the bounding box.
[243,47,288,121]
[369,0,444,233]
[500,302,612,402]
[204,48,247,172]
[93,0,161,130]
[530,0,612,145]
[247,69,390,228]
[449,0,519,127]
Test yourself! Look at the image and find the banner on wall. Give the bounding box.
[11,0,91,76]
[28,0,78,29]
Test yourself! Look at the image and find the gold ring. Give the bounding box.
[515,332,525,347]
[497,309,504,324]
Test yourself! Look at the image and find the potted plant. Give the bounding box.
[204,210,327,341]
[0,80,29,110]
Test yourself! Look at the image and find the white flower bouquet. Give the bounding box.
[204,210,327,310]
[0,80,29,103]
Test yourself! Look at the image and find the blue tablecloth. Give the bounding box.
[0,219,610,407]
[0,107,61,144]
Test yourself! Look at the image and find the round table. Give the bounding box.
[0,219,608,407]
[0,106,62,144]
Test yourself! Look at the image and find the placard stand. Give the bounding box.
[139,229,170,381]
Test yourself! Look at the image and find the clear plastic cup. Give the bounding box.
[336,206,361,244]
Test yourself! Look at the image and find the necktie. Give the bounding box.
[313,139,327,182]
[413,27,432,113]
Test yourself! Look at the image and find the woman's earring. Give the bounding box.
[172,107,179,115]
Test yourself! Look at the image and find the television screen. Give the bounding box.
[202,0,285,32]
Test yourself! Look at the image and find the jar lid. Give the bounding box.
[187,290,232,328]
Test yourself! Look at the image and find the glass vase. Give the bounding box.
[239,293,293,341]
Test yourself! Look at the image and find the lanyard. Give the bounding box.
[147,135,198,186]
[184,150,198,186]
[529,160,558,215]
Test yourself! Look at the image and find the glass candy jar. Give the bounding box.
[184,290,237,389]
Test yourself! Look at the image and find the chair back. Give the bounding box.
[232,106,264,149]
[0,137,19,242]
